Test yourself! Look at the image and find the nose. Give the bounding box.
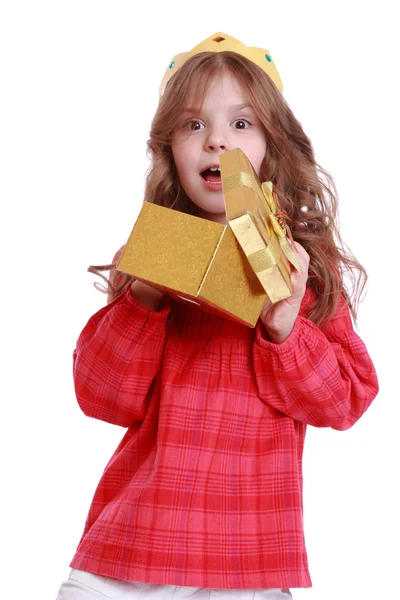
[204,127,229,152]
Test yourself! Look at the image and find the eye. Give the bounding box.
[185,120,204,131]
[233,119,251,130]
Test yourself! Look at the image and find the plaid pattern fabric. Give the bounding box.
[69,256,378,590]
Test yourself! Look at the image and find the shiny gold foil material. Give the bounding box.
[117,202,266,327]
[117,149,300,327]
[229,214,282,272]
[220,148,300,303]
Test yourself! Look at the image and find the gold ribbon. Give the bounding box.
[223,172,301,275]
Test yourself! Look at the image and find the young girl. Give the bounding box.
[56,32,378,599]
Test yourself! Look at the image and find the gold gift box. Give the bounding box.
[117,202,266,327]
[117,148,299,327]
[220,148,299,304]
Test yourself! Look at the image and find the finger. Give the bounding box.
[292,241,309,261]
[261,295,273,315]
[291,242,310,270]
[289,252,308,276]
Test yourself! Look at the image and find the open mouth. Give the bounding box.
[201,167,221,183]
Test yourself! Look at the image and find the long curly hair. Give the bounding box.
[90,51,367,326]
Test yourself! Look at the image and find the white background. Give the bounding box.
[1,1,398,599]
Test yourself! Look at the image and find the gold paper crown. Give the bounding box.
[159,32,283,97]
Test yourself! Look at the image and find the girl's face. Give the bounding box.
[171,72,267,224]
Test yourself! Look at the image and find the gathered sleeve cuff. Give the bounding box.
[252,291,379,430]
[73,283,171,427]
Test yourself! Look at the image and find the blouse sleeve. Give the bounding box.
[252,289,379,430]
[73,283,171,427]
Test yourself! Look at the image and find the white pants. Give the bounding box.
[56,569,293,599]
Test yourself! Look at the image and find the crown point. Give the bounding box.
[169,61,175,69]
[265,54,272,62]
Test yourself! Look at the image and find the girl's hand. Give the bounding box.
[259,241,310,344]
[130,280,166,311]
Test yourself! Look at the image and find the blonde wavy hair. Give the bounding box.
[90,51,367,326]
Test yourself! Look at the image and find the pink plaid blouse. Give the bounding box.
[69,255,378,589]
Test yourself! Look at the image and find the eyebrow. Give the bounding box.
[181,103,254,114]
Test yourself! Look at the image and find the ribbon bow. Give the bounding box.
[222,171,301,300]
[259,181,300,273]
